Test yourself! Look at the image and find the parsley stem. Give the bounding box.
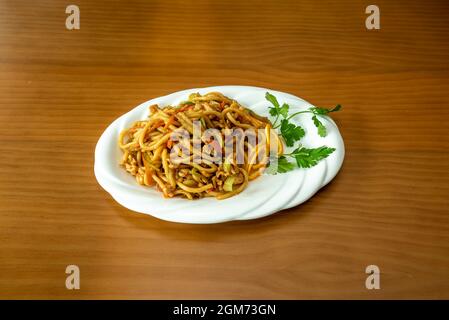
[285,110,311,121]
[273,110,311,129]
[272,114,280,128]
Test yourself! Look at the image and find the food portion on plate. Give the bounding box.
[95,86,345,223]
[118,92,282,200]
[118,91,341,200]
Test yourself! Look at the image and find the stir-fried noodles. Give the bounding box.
[119,92,283,199]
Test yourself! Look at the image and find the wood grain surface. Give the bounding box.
[1,0,449,299]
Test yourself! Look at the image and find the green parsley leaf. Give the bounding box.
[265,92,280,109]
[309,107,328,115]
[330,104,342,112]
[279,103,289,118]
[269,103,289,118]
[312,115,327,137]
[310,104,342,115]
[290,146,336,168]
[269,107,278,117]
[277,156,296,173]
[266,91,289,120]
[280,119,305,147]
[266,156,296,174]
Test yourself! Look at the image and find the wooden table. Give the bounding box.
[1,0,448,299]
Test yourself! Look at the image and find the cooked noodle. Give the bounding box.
[119,92,284,200]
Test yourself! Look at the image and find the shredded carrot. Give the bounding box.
[179,105,193,112]
[151,120,164,130]
[165,115,175,129]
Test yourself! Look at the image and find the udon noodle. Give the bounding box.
[118,92,283,200]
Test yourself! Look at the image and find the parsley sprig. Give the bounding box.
[285,146,336,168]
[265,92,341,173]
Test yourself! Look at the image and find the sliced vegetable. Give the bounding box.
[223,159,232,173]
[223,175,235,192]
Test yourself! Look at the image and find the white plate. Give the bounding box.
[94,86,345,223]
